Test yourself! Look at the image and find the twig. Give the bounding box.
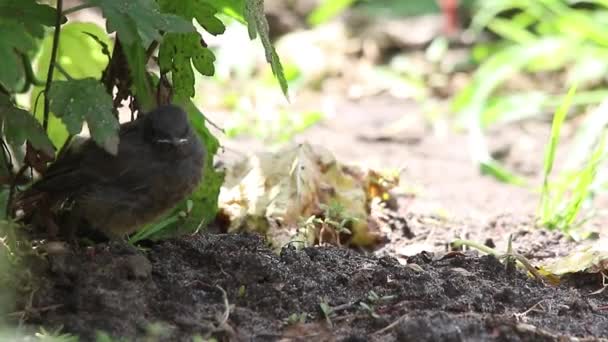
[204,116,225,134]
[7,304,64,317]
[42,0,64,131]
[590,271,608,295]
[215,285,230,328]
[513,300,546,322]
[515,323,570,340]
[373,313,407,335]
[210,285,238,340]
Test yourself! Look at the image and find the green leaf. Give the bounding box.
[159,0,226,35]
[158,0,226,98]
[85,0,194,47]
[31,22,113,150]
[0,0,63,90]
[128,215,180,243]
[48,79,119,155]
[479,160,526,186]
[543,86,576,181]
[0,0,60,37]
[158,33,216,98]
[0,27,29,91]
[244,0,289,97]
[0,94,54,156]
[122,41,154,111]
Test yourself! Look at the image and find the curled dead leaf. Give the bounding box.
[219,143,399,249]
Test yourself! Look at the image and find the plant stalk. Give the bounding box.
[43,0,64,131]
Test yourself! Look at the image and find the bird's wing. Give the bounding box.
[79,132,158,192]
[31,119,149,194]
[30,139,95,194]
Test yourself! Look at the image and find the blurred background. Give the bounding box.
[191,0,608,238]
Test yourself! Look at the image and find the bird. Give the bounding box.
[15,104,206,240]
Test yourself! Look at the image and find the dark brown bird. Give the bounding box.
[17,104,205,239]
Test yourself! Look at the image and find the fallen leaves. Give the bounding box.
[542,238,608,276]
[219,143,399,249]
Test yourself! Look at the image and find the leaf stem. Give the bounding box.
[452,239,498,255]
[53,62,75,81]
[145,40,159,62]
[62,3,92,16]
[0,138,15,218]
[20,52,45,91]
[43,0,64,131]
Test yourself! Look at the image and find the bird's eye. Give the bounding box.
[180,126,189,138]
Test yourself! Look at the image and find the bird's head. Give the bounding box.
[143,104,192,147]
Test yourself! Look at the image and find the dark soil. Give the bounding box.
[28,233,607,341]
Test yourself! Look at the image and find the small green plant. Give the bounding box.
[538,86,607,233]
[192,336,218,342]
[358,290,396,319]
[299,201,359,247]
[318,297,334,327]
[285,312,308,325]
[452,236,551,283]
[96,331,120,342]
[237,285,246,298]
[34,326,79,342]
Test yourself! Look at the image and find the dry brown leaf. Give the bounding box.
[219,143,397,249]
[542,238,608,275]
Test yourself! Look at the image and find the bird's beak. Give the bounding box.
[172,138,188,146]
[156,138,188,146]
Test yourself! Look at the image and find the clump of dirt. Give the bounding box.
[24,233,608,341]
